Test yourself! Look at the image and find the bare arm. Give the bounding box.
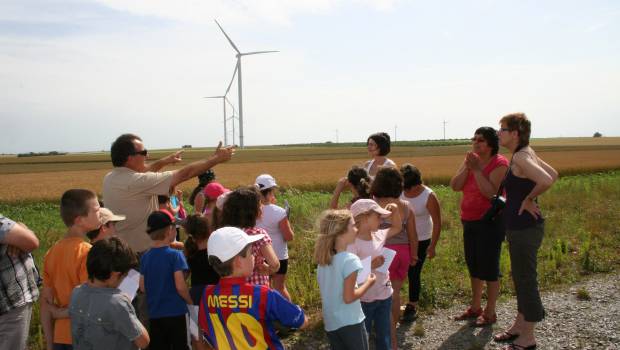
[48,303,69,319]
[329,177,348,209]
[406,209,418,265]
[513,152,557,219]
[258,244,280,275]
[1,222,39,253]
[145,150,184,172]
[449,160,469,191]
[538,156,559,181]
[279,218,294,242]
[426,193,442,259]
[472,165,507,199]
[343,272,376,304]
[170,143,234,189]
[139,275,145,293]
[193,193,206,215]
[40,287,55,350]
[299,315,310,330]
[174,270,193,305]
[384,203,403,239]
[133,322,150,349]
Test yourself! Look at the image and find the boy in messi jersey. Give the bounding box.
[197,227,308,350]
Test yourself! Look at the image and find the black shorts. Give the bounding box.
[462,218,505,281]
[276,259,288,275]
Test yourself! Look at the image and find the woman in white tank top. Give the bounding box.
[399,164,442,322]
[364,132,396,179]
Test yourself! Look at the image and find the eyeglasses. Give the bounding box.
[470,137,486,143]
[131,149,148,156]
[498,128,511,133]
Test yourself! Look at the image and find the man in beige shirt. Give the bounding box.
[102,133,234,253]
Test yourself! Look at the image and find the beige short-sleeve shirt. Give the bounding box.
[102,167,173,252]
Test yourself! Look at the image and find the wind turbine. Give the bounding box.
[215,19,278,148]
[204,62,239,146]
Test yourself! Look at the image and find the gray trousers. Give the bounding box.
[326,321,369,350]
[506,223,546,322]
[0,303,33,350]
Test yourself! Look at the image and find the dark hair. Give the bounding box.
[208,244,251,277]
[87,237,137,281]
[370,167,403,198]
[400,164,422,189]
[475,126,500,155]
[60,189,97,227]
[183,214,210,257]
[189,170,216,206]
[259,187,275,199]
[157,195,170,205]
[500,113,531,147]
[221,186,261,229]
[111,133,141,167]
[347,166,371,200]
[367,132,391,156]
[148,227,170,241]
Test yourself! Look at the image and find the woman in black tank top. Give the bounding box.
[494,113,558,350]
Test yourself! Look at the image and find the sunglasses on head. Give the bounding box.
[131,149,148,156]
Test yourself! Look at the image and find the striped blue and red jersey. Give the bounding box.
[198,277,305,350]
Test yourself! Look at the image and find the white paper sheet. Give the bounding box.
[356,256,372,285]
[376,248,397,274]
[118,269,140,301]
[188,305,200,339]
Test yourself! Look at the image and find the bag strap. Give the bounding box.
[495,146,526,197]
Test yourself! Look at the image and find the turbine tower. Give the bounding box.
[204,63,239,146]
[215,19,278,148]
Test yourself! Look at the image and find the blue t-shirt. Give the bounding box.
[317,251,365,331]
[140,246,189,318]
[198,277,305,350]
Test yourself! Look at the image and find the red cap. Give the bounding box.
[203,182,230,200]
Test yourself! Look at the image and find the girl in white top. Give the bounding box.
[364,132,396,179]
[255,174,295,301]
[399,164,442,322]
[347,199,402,350]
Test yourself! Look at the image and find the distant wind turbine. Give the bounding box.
[215,19,278,148]
[204,63,239,146]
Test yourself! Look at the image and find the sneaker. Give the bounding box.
[401,304,417,322]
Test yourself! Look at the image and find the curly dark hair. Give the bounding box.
[182,214,210,257]
[87,237,138,281]
[400,164,422,189]
[475,126,500,155]
[367,132,391,156]
[189,170,216,206]
[347,166,371,200]
[370,167,403,198]
[221,186,261,229]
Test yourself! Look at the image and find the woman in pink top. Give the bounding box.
[449,127,509,326]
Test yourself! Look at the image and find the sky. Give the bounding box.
[1,0,619,153]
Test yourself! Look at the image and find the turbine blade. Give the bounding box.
[225,61,238,96]
[241,50,279,56]
[214,19,241,54]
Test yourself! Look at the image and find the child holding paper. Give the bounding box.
[69,237,149,349]
[314,209,377,350]
[346,199,402,350]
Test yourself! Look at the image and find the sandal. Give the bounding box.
[501,343,537,350]
[493,331,519,342]
[474,312,497,327]
[453,306,482,321]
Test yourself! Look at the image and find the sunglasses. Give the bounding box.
[131,149,148,156]
[470,137,486,143]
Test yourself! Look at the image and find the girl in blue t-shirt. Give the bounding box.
[314,209,376,350]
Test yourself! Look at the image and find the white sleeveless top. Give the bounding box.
[400,185,433,241]
[364,158,396,179]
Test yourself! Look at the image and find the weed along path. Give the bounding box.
[285,272,620,349]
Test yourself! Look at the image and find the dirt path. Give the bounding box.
[285,272,620,349]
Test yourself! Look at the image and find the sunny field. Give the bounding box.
[1,137,620,349]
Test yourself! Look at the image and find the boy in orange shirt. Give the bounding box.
[41,189,101,350]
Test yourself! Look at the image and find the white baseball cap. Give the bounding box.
[255,174,277,190]
[215,191,231,210]
[350,199,391,218]
[207,226,264,262]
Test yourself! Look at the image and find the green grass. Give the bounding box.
[1,171,619,349]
